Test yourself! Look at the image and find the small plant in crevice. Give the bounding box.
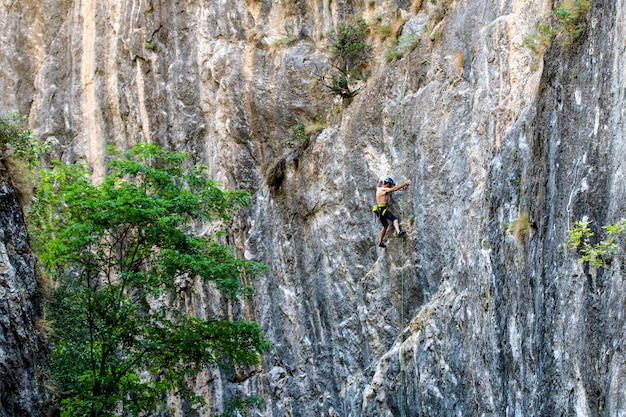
[566,219,626,267]
[509,213,531,246]
[512,147,518,162]
[402,34,421,53]
[452,50,465,79]
[523,0,590,61]
[273,34,297,48]
[0,113,46,169]
[321,18,372,99]
[282,120,325,150]
[384,41,403,61]
[0,113,50,204]
[303,120,325,136]
[523,21,557,56]
[283,123,308,148]
[35,316,54,335]
[424,0,452,42]
[552,0,590,43]
[377,17,411,62]
[144,40,156,51]
[374,23,394,41]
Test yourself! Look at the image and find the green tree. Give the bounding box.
[323,19,371,99]
[28,144,271,417]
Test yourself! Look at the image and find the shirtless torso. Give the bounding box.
[376,186,391,205]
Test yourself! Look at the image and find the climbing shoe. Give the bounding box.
[378,242,386,248]
[397,231,407,238]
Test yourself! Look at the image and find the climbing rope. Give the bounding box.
[392,71,409,417]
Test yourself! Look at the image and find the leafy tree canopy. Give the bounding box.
[28,144,270,417]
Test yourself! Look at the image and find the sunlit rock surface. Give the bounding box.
[1,0,625,415]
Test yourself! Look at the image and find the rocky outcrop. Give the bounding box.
[0,165,54,417]
[1,0,625,415]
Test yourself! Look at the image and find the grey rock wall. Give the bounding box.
[1,0,625,416]
[356,1,626,416]
[0,167,54,417]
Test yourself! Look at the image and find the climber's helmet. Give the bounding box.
[383,177,395,187]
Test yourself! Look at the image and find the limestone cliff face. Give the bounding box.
[1,0,625,416]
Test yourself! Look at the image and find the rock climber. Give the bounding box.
[373,177,410,248]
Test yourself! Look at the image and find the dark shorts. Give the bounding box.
[378,208,397,228]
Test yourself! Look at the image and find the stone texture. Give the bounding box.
[0,166,54,417]
[0,0,625,416]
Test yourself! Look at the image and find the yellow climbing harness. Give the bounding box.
[372,204,387,216]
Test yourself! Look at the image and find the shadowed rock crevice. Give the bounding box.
[0,166,54,417]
